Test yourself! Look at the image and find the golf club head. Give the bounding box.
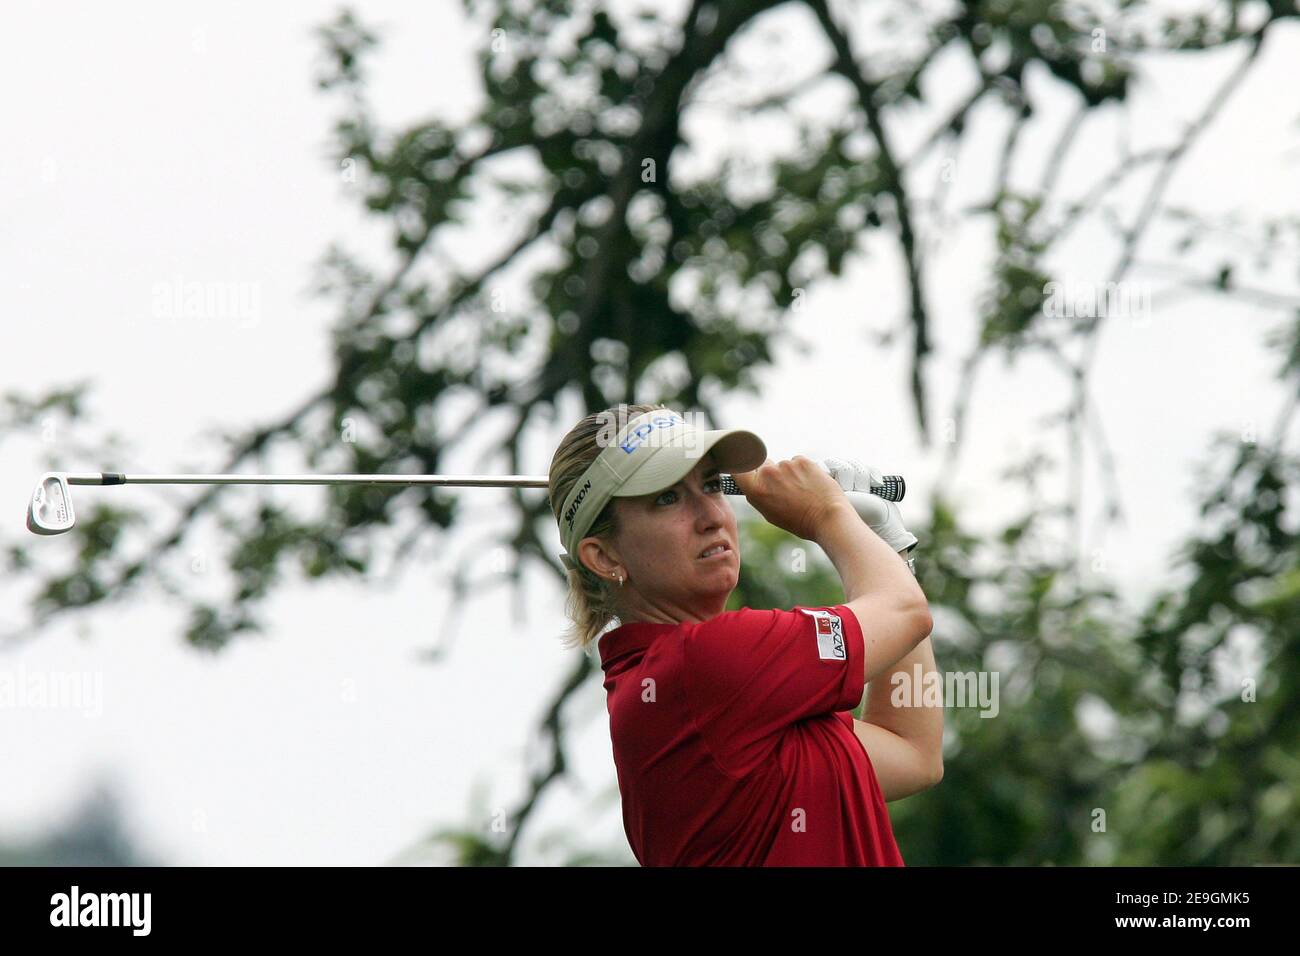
[27,473,75,535]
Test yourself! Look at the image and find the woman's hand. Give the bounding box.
[818,456,919,554]
[730,456,851,541]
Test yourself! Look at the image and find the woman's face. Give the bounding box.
[584,452,740,624]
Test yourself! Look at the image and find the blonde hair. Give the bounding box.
[548,402,669,651]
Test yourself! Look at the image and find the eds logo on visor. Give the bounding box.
[799,608,846,661]
[618,413,686,454]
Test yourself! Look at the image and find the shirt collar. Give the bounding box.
[596,620,678,670]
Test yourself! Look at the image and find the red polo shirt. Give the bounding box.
[598,603,904,866]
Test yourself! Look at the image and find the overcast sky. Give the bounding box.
[1,1,1296,864]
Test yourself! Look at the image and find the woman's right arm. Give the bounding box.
[813,500,932,684]
[732,455,932,685]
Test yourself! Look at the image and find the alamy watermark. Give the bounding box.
[1043,280,1151,324]
[151,275,261,328]
[891,665,999,718]
[50,886,150,936]
[0,665,103,718]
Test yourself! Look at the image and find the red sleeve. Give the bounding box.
[681,604,866,776]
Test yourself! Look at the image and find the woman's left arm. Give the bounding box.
[852,632,944,801]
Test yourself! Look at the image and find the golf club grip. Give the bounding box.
[719,474,904,502]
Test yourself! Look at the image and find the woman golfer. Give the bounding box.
[549,404,939,866]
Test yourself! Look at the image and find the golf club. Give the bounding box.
[26,468,905,536]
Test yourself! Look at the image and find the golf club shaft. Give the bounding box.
[61,472,905,500]
[64,473,549,488]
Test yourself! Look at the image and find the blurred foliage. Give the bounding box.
[3,0,1298,865]
[0,783,159,867]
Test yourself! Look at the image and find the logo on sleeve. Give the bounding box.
[799,608,846,661]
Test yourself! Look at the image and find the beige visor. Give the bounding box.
[557,408,766,572]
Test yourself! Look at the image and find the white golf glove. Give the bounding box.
[821,456,884,495]
[820,457,918,555]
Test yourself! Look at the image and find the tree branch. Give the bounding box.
[806,0,933,439]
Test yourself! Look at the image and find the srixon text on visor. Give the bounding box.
[564,478,593,531]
